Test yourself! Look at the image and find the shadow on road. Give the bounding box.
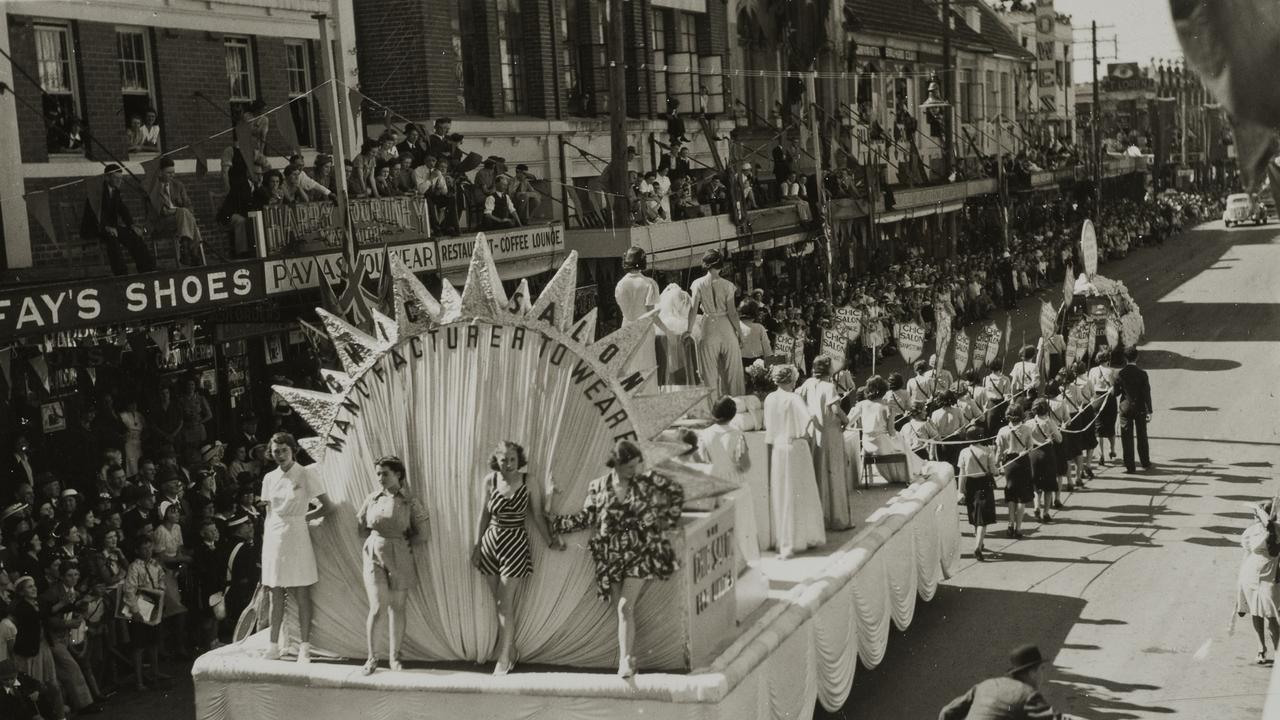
[1184,536,1239,548]
[1053,669,1174,718]
[825,586,1087,720]
[1138,349,1242,372]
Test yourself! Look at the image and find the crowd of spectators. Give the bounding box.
[0,379,318,719]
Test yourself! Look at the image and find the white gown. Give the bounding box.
[699,423,761,566]
[797,377,854,530]
[690,274,745,397]
[763,389,826,556]
[615,271,661,394]
[261,463,322,587]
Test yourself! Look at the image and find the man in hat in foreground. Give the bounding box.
[938,644,1064,719]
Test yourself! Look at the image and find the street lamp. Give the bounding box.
[920,74,953,179]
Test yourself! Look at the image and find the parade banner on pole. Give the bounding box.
[1062,265,1074,308]
[834,306,862,340]
[1065,323,1092,367]
[935,312,953,369]
[821,328,845,359]
[982,322,1002,365]
[953,332,970,374]
[774,334,796,359]
[896,321,926,364]
[1080,220,1098,278]
[1039,301,1056,339]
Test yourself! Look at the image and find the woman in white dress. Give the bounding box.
[763,365,826,559]
[1238,502,1280,664]
[261,432,334,662]
[797,357,854,530]
[688,249,745,397]
[699,397,761,567]
[655,284,698,385]
[614,247,666,395]
[860,375,913,484]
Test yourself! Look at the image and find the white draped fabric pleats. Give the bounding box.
[197,464,960,720]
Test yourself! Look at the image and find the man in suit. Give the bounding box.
[424,117,453,166]
[1115,346,1153,473]
[939,644,1063,719]
[83,164,155,276]
[154,157,205,265]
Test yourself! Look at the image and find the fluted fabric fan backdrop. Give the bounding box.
[269,236,712,668]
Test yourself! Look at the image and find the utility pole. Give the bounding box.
[805,70,831,304]
[941,0,953,179]
[314,13,353,266]
[608,0,629,227]
[1179,62,1188,170]
[1091,20,1101,220]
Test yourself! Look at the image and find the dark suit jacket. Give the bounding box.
[99,185,135,230]
[938,676,1061,719]
[1115,363,1152,418]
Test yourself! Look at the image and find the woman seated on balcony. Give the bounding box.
[781,172,810,221]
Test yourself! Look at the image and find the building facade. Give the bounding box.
[1000,3,1075,145]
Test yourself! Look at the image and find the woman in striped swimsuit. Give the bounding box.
[472,441,563,675]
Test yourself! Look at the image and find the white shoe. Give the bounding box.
[297,642,311,664]
[264,643,283,660]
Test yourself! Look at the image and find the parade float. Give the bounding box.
[192,239,960,720]
[1064,220,1145,365]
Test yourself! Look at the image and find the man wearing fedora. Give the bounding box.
[939,644,1064,719]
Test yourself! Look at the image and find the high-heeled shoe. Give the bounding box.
[361,657,378,676]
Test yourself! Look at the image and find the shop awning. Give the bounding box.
[874,200,965,224]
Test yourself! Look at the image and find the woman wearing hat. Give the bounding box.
[358,455,430,675]
[956,423,998,561]
[551,440,685,678]
[614,247,665,395]
[996,401,1035,539]
[1237,501,1280,664]
[763,365,826,559]
[688,249,745,397]
[10,575,72,710]
[261,432,333,663]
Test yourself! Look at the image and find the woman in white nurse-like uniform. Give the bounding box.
[262,432,334,663]
[614,247,666,395]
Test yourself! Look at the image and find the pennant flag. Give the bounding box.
[84,175,104,221]
[276,102,300,153]
[983,323,1002,365]
[193,141,209,179]
[1061,265,1074,309]
[318,268,344,318]
[0,347,10,391]
[375,244,394,315]
[25,192,56,243]
[29,355,49,393]
[1039,301,1056,340]
[348,87,364,122]
[297,318,331,355]
[149,328,170,357]
[953,332,970,374]
[86,367,97,387]
[338,257,375,334]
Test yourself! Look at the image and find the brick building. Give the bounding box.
[0,0,335,276]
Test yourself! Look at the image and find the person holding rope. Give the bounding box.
[1010,345,1041,397]
[906,360,938,407]
[957,423,998,561]
[1088,347,1123,465]
[1064,363,1099,485]
[1046,379,1082,500]
[901,402,940,462]
[1028,398,1064,520]
[929,390,969,472]
[859,376,913,485]
[981,359,1016,434]
[886,373,912,430]
[996,401,1035,539]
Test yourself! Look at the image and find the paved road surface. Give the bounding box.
[827,220,1280,719]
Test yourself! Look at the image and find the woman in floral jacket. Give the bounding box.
[551,440,684,678]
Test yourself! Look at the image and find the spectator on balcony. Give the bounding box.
[81,164,156,276]
[481,176,520,231]
[773,138,795,196]
[673,176,701,219]
[397,124,427,167]
[300,154,335,201]
[732,162,757,213]
[127,115,147,154]
[425,157,460,235]
[393,155,418,196]
[374,161,398,198]
[473,157,498,206]
[141,108,161,152]
[62,118,86,153]
[350,140,379,198]
[250,170,286,210]
[511,164,541,225]
[654,166,673,222]
[281,165,311,205]
[637,171,666,224]
[701,174,728,215]
[426,118,453,166]
[666,97,689,144]
[375,132,399,165]
[155,158,206,266]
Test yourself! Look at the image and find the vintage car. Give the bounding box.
[1223,192,1267,226]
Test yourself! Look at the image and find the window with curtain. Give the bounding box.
[285,41,316,147]
[497,0,526,114]
[225,36,255,103]
[35,23,81,154]
[118,27,156,154]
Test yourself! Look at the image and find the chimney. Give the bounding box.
[965,7,982,33]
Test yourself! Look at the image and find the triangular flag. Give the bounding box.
[348,87,364,122]
[25,192,56,243]
[28,355,49,393]
[149,328,170,357]
[193,141,209,179]
[276,102,300,154]
[318,270,344,318]
[86,367,97,387]
[234,120,260,182]
[375,244,394,316]
[84,175,104,221]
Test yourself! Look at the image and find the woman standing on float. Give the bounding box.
[764,365,827,558]
[687,249,745,397]
[472,441,562,675]
[551,440,684,678]
[797,357,854,530]
[614,247,667,394]
[261,432,334,663]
